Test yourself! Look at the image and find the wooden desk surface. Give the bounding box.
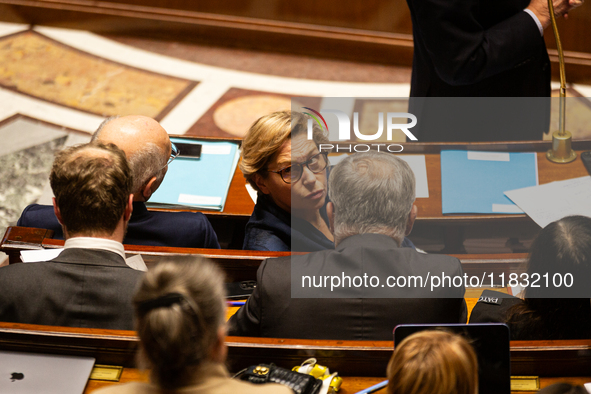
[417,149,589,223]
[2,323,590,394]
[150,161,254,218]
[399,140,591,223]
[143,135,254,218]
[85,372,591,394]
[157,138,591,223]
[84,369,398,394]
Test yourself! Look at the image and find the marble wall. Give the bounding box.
[0,117,90,263]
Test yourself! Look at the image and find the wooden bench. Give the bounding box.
[1,226,289,282]
[0,322,589,393]
[143,138,591,253]
[1,226,528,280]
[7,138,591,252]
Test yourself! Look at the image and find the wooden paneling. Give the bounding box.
[1,322,591,379]
[4,137,591,253]
[1,0,589,81]
[1,226,529,282]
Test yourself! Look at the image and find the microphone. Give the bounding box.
[546,0,576,163]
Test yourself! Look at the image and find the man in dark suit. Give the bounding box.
[0,142,143,330]
[17,115,219,248]
[228,151,466,340]
[406,0,581,141]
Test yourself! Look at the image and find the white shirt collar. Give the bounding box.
[64,237,126,260]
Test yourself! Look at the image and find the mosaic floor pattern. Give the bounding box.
[0,31,196,119]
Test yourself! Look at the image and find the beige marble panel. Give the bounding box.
[0,32,194,118]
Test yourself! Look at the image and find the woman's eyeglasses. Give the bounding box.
[267,152,328,184]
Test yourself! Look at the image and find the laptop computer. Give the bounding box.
[394,323,511,394]
[0,351,95,394]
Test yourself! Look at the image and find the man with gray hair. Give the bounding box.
[229,151,466,340]
[327,150,418,247]
[18,115,219,249]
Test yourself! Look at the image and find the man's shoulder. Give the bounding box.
[17,204,58,224]
[21,204,53,213]
[0,262,38,278]
[136,208,209,225]
[49,250,145,290]
[128,207,218,248]
[132,209,214,236]
[255,252,321,283]
[409,248,461,265]
[344,240,460,265]
[0,261,71,292]
[264,249,334,264]
[256,245,462,282]
[267,244,460,263]
[469,290,521,324]
[244,228,289,251]
[393,248,464,280]
[52,249,142,272]
[0,252,144,288]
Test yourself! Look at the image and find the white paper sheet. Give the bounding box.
[21,248,148,271]
[328,154,429,198]
[125,254,148,271]
[21,248,63,262]
[467,151,510,162]
[245,183,258,203]
[504,176,591,227]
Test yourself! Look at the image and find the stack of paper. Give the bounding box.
[441,150,538,214]
[148,138,240,211]
[20,249,148,271]
[504,176,591,227]
[329,153,430,198]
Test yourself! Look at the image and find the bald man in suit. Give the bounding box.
[18,116,219,248]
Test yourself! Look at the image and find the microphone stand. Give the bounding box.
[546,0,576,163]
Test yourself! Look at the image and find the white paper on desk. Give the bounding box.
[328,154,429,198]
[504,176,591,228]
[21,248,148,271]
[399,155,429,198]
[125,254,148,271]
[21,248,63,262]
[245,183,258,203]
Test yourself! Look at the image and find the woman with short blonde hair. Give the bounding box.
[240,110,334,252]
[387,330,478,394]
[240,110,329,192]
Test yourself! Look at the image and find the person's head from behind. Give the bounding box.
[240,110,329,214]
[525,215,591,298]
[92,115,173,202]
[133,257,226,390]
[537,383,589,394]
[49,142,133,239]
[387,330,478,394]
[328,151,417,246]
[506,215,591,339]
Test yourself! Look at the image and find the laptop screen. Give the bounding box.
[393,323,511,394]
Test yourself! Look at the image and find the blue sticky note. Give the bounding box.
[441,150,538,214]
